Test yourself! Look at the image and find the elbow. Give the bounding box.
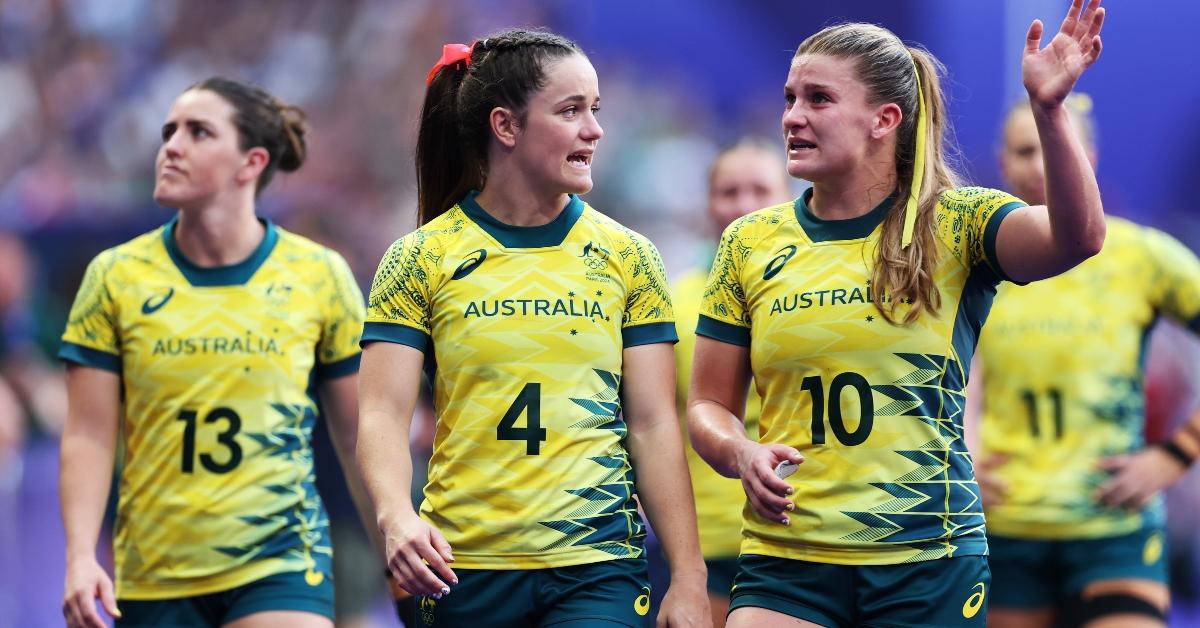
[1080,218,1106,259]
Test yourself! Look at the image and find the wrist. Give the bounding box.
[1157,441,1195,469]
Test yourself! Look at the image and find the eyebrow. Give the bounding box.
[554,94,598,106]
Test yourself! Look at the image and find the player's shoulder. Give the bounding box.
[936,186,1024,214]
[723,201,794,245]
[94,224,171,278]
[579,202,656,250]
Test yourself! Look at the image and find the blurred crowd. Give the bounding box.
[2,0,1199,626]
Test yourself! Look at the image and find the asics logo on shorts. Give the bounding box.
[141,288,175,315]
[962,582,986,618]
[763,245,798,280]
[452,249,488,280]
[634,586,651,616]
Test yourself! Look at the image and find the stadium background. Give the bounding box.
[1,0,1198,625]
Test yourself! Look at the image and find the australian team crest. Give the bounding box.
[580,241,610,269]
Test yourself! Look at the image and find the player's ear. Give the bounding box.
[489,107,520,148]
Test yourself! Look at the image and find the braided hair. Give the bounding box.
[416,28,583,224]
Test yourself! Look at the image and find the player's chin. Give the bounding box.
[561,172,594,195]
[152,185,193,209]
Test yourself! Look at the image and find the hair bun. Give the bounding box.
[276,104,308,172]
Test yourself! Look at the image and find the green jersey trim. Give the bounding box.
[696,314,750,346]
[360,322,430,353]
[316,353,361,380]
[982,201,1025,282]
[162,217,280,287]
[459,191,585,249]
[623,321,679,347]
[794,188,894,243]
[58,341,121,374]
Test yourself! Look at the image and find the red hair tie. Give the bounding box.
[426,43,473,86]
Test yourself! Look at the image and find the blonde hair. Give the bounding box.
[796,23,962,325]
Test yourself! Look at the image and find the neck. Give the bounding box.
[475,162,570,226]
[173,198,264,267]
[809,154,897,220]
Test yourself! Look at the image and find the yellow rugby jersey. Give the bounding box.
[978,217,1200,540]
[699,187,1024,565]
[673,264,760,560]
[364,192,676,570]
[59,217,364,599]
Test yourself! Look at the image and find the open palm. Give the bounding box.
[1023,0,1105,107]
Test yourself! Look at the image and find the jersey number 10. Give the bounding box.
[801,372,874,446]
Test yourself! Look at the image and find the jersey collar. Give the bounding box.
[459,190,585,249]
[162,215,279,286]
[794,187,895,243]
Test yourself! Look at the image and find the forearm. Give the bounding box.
[356,407,417,529]
[326,403,387,552]
[627,417,705,579]
[1033,102,1105,260]
[686,399,752,478]
[59,428,116,561]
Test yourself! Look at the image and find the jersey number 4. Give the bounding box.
[802,372,874,446]
[177,408,244,473]
[498,383,548,455]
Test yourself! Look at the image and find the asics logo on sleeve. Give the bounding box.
[141,288,175,314]
[763,245,798,280]
[451,249,488,280]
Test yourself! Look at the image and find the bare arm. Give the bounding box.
[319,372,385,553]
[1096,405,1200,510]
[687,337,800,525]
[621,342,709,627]
[995,0,1107,282]
[60,364,121,627]
[357,342,455,597]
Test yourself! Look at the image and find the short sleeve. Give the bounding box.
[362,231,438,352]
[1141,227,1200,332]
[620,233,678,347]
[935,187,1026,280]
[316,250,365,379]
[697,220,753,346]
[59,250,122,373]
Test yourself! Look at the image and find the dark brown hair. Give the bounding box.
[416,28,583,225]
[191,77,307,194]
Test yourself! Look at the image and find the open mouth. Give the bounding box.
[788,140,817,152]
[567,152,592,168]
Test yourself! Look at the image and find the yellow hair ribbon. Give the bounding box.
[902,56,926,249]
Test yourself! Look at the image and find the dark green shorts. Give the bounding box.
[705,556,739,596]
[116,570,334,627]
[729,554,990,627]
[989,526,1168,609]
[410,558,651,627]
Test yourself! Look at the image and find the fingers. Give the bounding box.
[1061,0,1086,33]
[98,577,121,620]
[63,588,105,628]
[388,543,449,597]
[743,462,796,524]
[1086,34,1104,65]
[1096,454,1129,471]
[1025,19,1044,54]
[1096,475,1143,510]
[422,530,459,590]
[1072,0,1100,38]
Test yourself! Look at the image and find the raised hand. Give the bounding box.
[1023,0,1105,107]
